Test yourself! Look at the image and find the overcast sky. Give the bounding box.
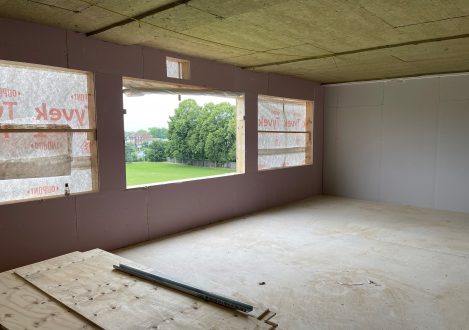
[123,93,236,132]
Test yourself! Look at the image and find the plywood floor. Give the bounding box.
[116,195,469,330]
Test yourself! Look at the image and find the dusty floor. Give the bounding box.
[115,195,469,330]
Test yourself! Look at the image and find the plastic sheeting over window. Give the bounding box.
[166,57,190,80]
[0,61,98,204]
[258,95,313,170]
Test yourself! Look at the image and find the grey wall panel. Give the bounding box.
[337,82,384,107]
[335,105,382,200]
[379,79,439,208]
[324,73,469,213]
[323,105,337,195]
[435,99,469,213]
[324,85,339,108]
[323,86,339,194]
[440,74,469,101]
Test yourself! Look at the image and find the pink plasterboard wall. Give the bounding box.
[0,18,324,272]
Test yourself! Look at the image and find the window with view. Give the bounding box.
[258,95,313,170]
[123,77,245,187]
[0,60,98,204]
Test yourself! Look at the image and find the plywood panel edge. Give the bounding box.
[0,251,98,329]
[14,249,275,329]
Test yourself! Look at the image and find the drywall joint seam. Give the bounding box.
[432,77,442,209]
[377,82,385,202]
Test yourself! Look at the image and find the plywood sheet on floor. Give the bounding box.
[14,249,273,330]
[0,253,97,329]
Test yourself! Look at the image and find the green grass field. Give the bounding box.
[126,162,235,186]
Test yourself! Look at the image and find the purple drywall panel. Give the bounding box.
[0,18,67,68]
[94,72,126,192]
[0,18,323,272]
[244,93,259,173]
[142,47,167,81]
[146,173,261,237]
[0,197,78,271]
[189,56,236,92]
[146,165,317,238]
[267,73,320,100]
[312,86,324,194]
[67,31,143,77]
[76,190,148,251]
[255,165,316,207]
[234,68,269,94]
[146,176,243,237]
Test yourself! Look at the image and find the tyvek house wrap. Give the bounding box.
[0,62,96,204]
[258,98,310,170]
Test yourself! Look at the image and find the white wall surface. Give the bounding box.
[324,73,469,213]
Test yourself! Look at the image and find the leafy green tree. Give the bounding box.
[167,99,202,161]
[203,102,236,163]
[125,142,138,162]
[167,99,236,164]
[148,127,168,139]
[187,107,210,161]
[145,139,168,162]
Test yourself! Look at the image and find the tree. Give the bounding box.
[125,142,138,162]
[167,99,202,161]
[202,102,236,163]
[148,127,168,139]
[145,139,168,162]
[167,99,236,164]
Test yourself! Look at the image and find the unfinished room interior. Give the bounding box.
[1,0,469,329]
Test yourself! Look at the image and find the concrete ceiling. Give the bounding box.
[1,0,469,83]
